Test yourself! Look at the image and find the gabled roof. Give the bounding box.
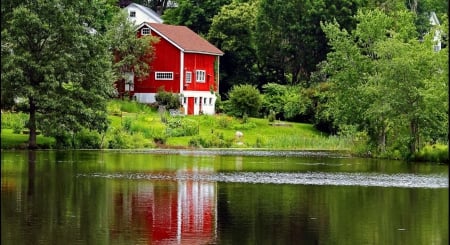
[139,22,224,56]
[125,3,163,24]
[429,12,440,26]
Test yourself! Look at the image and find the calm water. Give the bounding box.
[1,150,448,245]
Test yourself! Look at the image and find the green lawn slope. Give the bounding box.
[1,100,353,151]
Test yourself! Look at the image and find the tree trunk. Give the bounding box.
[28,97,38,149]
[409,119,419,154]
[378,127,386,153]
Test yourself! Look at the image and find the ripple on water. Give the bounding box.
[77,171,448,189]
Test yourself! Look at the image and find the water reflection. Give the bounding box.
[109,175,217,244]
[1,150,448,244]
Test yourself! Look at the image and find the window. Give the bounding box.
[183,97,187,104]
[185,71,192,83]
[204,98,207,104]
[129,11,136,17]
[155,72,173,80]
[141,27,150,35]
[195,97,198,104]
[196,70,206,82]
[209,98,212,105]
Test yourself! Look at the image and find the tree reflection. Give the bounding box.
[27,150,36,196]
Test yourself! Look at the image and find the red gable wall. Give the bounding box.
[183,53,217,92]
[132,25,219,96]
[134,28,181,94]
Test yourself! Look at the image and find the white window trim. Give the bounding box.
[185,71,192,83]
[196,70,206,82]
[141,27,150,36]
[155,72,174,80]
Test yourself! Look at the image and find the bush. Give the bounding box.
[74,129,102,149]
[155,89,181,109]
[166,118,199,137]
[217,115,233,129]
[188,132,233,148]
[227,84,262,118]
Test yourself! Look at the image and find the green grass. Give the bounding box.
[1,129,56,149]
[0,100,354,151]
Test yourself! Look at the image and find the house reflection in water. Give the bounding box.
[110,174,217,244]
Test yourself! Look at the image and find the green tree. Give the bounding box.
[208,0,259,93]
[255,0,361,85]
[227,84,262,118]
[162,0,231,35]
[321,8,448,157]
[106,10,159,97]
[1,0,115,149]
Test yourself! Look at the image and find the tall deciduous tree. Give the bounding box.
[208,0,259,94]
[321,8,448,157]
[255,0,360,85]
[162,0,231,35]
[1,0,115,148]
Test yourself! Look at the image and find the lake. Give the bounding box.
[1,150,448,244]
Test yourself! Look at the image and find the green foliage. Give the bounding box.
[165,117,199,137]
[255,0,361,84]
[162,0,231,35]
[413,144,449,163]
[261,83,287,117]
[207,1,259,90]
[321,8,448,158]
[2,0,115,148]
[155,89,181,109]
[227,84,262,118]
[107,128,151,149]
[188,132,233,148]
[106,10,158,80]
[73,129,103,149]
[1,111,27,134]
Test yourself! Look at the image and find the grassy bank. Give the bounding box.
[1,100,353,151]
[1,100,447,163]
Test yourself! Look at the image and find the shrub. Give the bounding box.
[188,132,233,148]
[123,117,133,132]
[155,88,181,109]
[74,129,102,149]
[166,118,199,137]
[227,84,262,118]
[217,115,233,128]
[232,121,256,130]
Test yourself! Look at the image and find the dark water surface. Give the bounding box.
[1,150,448,244]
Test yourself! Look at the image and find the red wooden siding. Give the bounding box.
[134,28,181,94]
[183,53,217,92]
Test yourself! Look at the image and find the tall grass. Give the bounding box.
[1,111,28,133]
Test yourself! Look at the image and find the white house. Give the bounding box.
[124,3,163,24]
[429,12,441,52]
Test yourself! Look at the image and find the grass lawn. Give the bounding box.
[1,100,352,151]
[1,129,56,149]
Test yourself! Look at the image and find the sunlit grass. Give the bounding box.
[1,129,55,149]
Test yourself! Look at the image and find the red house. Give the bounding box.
[123,22,224,115]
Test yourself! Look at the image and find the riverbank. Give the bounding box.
[1,100,447,163]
